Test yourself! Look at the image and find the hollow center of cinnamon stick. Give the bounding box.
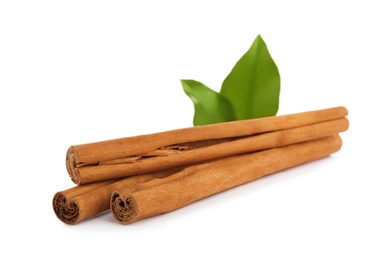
[111,192,138,223]
[53,192,80,224]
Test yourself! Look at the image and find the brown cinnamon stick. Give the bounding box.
[67,106,348,185]
[110,134,343,225]
[52,168,181,224]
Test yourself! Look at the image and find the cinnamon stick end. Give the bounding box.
[66,146,81,185]
[111,191,138,225]
[52,192,80,225]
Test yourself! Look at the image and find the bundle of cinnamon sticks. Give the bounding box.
[53,106,349,225]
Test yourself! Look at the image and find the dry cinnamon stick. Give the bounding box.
[67,106,348,185]
[110,134,343,224]
[52,167,181,224]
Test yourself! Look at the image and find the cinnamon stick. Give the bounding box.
[67,106,348,184]
[110,134,342,225]
[52,167,181,224]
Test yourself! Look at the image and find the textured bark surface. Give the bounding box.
[111,135,343,224]
[66,106,348,184]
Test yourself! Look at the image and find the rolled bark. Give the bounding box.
[52,168,180,224]
[67,106,348,184]
[110,134,343,225]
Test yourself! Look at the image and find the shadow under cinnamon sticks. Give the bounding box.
[67,106,349,185]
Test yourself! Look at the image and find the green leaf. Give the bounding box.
[220,34,280,120]
[181,80,232,126]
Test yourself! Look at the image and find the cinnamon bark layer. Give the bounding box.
[52,168,179,224]
[110,134,342,225]
[67,106,348,184]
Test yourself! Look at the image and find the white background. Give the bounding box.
[1,1,390,259]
